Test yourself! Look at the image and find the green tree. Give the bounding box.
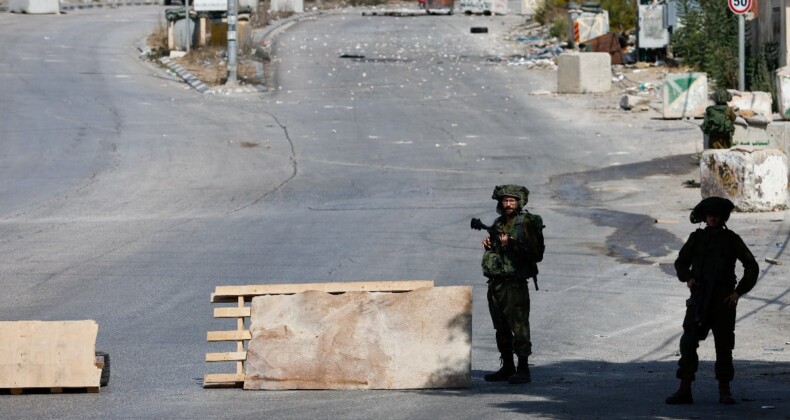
[672,0,738,88]
[600,0,637,33]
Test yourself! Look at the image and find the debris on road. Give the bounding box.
[654,219,677,224]
[764,257,782,265]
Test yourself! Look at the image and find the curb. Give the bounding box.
[159,57,210,93]
[158,57,267,94]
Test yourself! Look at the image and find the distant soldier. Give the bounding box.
[666,197,758,405]
[479,185,545,384]
[700,89,736,149]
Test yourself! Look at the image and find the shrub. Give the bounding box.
[672,0,738,88]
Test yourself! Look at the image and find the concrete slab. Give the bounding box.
[557,52,611,94]
[729,90,773,122]
[8,0,58,13]
[244,286,472,390]
[776,65,790,120]
[271,0,303,13]
[662,73,707,119]
[700,148,788,211]
[0,320,102,388]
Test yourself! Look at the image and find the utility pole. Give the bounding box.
[727,0,751,91]
[185,0,191,53]
[226,0,238,85]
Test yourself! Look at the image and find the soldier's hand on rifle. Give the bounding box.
[723,291,739,308]
[483,237,492,250]
[499,233,510,248]
[686,278,696,289]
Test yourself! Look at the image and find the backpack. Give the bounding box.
[700,105,734,136]
[516,212,545,263]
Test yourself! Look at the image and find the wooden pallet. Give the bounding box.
[1,387,100,395]
[203,280,434,388]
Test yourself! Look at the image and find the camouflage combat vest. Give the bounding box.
[481,213,542,279]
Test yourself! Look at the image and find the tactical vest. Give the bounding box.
[481,214,540,279]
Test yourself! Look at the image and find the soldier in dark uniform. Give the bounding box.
[666,197,758,405]
[480,185,544,384]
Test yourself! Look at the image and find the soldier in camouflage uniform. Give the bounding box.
[481,185,544,384]
[666,197,758,405]
[700,89,736,149]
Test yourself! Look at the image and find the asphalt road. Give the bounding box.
[0,6,788,419]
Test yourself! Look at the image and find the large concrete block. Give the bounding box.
[0,320,102,388]
[767,121,790,158]
[244,286,472,390]
[662,73,707,119]
[8,0,59,13]
[729,90,773,122]
[271,0,303,12]
[732,116,771,148]
[776,66,790,120]
[557,53,611,94]
[700,148,788,211]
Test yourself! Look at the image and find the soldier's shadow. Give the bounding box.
[416,359,790,419]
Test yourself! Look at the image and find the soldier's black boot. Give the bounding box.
[665,379,693,404]
[508,356,531,384]
[718,381,736,405]
[484,354,515,382]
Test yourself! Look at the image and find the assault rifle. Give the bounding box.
[470,218,539,291]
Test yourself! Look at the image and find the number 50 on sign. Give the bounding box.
[729,0,752,14]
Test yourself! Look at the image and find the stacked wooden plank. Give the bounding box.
[0,320,103,394]
[204,280,435,388]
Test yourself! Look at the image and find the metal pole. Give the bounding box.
[185,0,191,53]
[738,14,745,90]
[227,0,238,85]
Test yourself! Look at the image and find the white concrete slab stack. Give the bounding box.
[271,0,303,13]
[776,66,790,120]
[557,53,611,94]
[700,148,788,211]
[0,320,102,389]
[730,90,773,122]
[662,73,707,119]
[244,286,472,390]
[8,0,59,14]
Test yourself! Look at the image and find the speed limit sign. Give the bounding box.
[729,0,752,14]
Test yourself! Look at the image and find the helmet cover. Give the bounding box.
[492,185,529,214]
[690,196,735,224]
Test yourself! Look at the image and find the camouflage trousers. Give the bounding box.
[676,305,736,382]
[487,277,531,357]
[709,133,733,149]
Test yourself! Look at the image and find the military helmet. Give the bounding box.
[690,196,735,224]
[492,184,529,214]
[712,88,732,105]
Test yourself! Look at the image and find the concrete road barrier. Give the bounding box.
[8,0,59,13]
[0,320,103,391]
[776,66,790,120]
[662,73,707,119]
[557,52,611,94]
[244,286,472,390]
[700,147,788,211]
[730,90,773,122]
